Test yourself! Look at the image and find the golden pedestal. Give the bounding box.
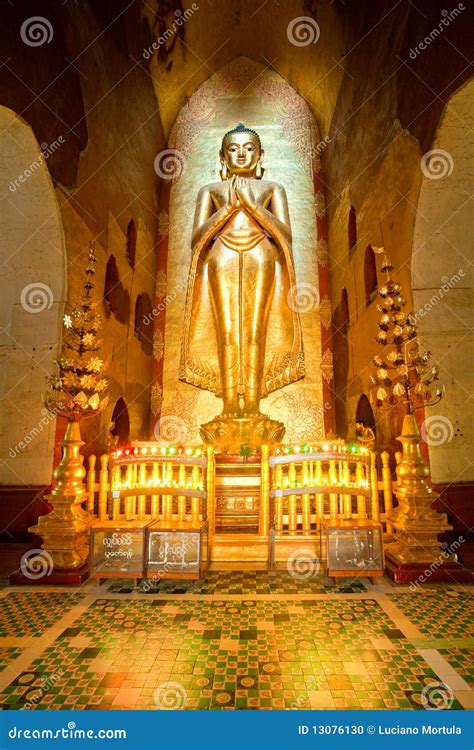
[29,421,90,571]
[385,414,455,582]
[200,414,285,454]
[214,456,261,533]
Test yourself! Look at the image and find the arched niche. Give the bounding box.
[110,397,130,447]
[0,107,66,485]
[134,292,153,356]
[364,245,378,306]
[332,288,350,437]
[355,394,376,434]
[348,205,357,256]
[160,57,326,443]
[126,219,137,270]
[103,254,130,324]
[412,81,473,483]
[340,288,349,332]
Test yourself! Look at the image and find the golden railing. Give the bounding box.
[85,441,399,537]
[86,443,214,526]
[262,441,379,537]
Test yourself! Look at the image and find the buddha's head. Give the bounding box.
[220,123,264,179]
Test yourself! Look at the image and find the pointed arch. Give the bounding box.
[156,56,332,442]
[348,205,357,255]
[355,394,376,434]
[411,81,473,484]
[0,106,66,484]
[364,245,378,305]
[126,218,137,269]
[110,397,130,447]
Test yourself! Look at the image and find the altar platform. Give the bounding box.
[79,439,384,570]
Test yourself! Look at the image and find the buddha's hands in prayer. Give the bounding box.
[234,176,256,212]
[225,176,240,214]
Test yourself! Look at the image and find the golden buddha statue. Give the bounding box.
[180,124,304,450]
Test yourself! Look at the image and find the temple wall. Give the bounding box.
[316,1,472,483]
[0,1,165,480]
[411,81,474,484]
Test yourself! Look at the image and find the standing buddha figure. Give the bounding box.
[180,123,304,448]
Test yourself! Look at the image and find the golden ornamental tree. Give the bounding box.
[370,255,443,414]
[45,242,108,420]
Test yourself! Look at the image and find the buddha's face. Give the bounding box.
[221,131,262,176]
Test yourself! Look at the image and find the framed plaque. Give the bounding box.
[146,520,209,580]
[89,520,149,581]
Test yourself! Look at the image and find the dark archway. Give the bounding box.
[355,394,376,434]
[103,254,130,323]
[340,288,349,332]
[364,245,378,306]
[134,292,153,355]
[126,219,137,269]
[110,398,130,447]
[348,206,357,256]
[332,288,351,437]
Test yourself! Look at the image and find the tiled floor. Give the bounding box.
[388,588,472,640]
[109,571,366,595]
[0,648,22,673]
[0,592,85,638]
[437,646,474,687]
[0,573,472,711]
